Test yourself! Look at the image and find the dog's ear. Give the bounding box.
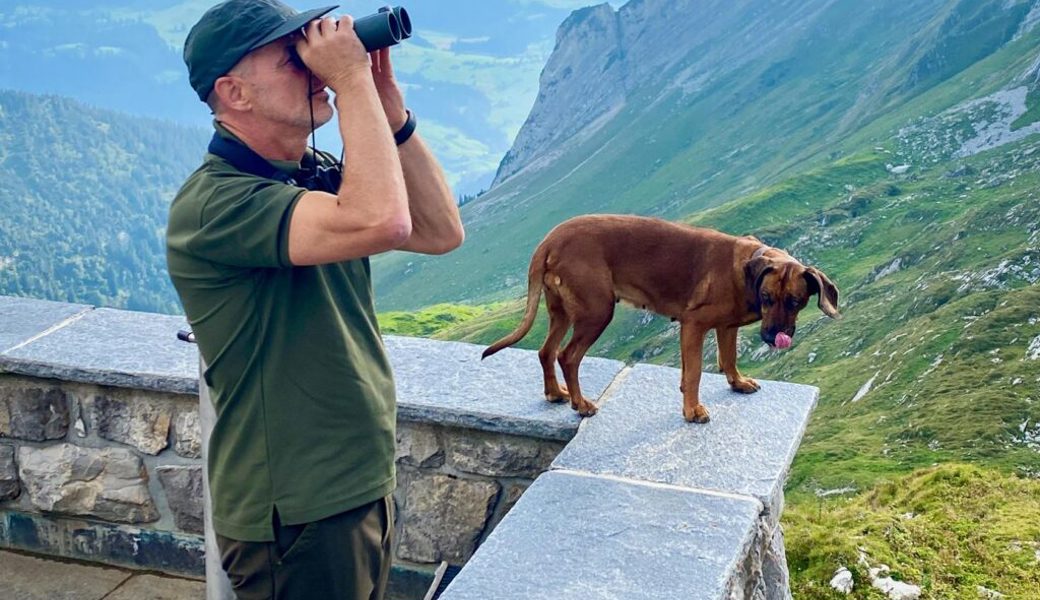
[803,267,841,319]
[744,256,775,311]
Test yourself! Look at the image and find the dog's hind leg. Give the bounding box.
[716,325,760,394]
[539,287,571,402]
[558,299,614,417]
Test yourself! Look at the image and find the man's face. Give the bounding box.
[235,34,334,132]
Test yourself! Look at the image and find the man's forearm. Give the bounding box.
[396,132,464,254]
[332,73,408,226]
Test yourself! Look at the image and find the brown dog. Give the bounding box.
[481,215,840,423]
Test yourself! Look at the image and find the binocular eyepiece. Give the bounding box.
[354,6,412,52]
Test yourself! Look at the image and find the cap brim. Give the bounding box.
[251,5,338,50]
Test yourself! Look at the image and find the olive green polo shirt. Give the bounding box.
[166,123,396,542]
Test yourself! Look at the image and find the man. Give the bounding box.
[166,0,464,597]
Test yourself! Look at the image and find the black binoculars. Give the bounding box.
[290,6,411,71]
[355,6,412,51]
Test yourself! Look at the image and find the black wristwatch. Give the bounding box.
[394,109,417,146]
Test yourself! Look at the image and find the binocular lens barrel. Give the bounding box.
[354,6,412,52]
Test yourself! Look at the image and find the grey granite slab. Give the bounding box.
[552,363,817,519]
[440,469,762,600]
[385,336,625,441]
[0,295,91,354]
[0,308,198,395]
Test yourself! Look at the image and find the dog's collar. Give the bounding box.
[751,246,771,261]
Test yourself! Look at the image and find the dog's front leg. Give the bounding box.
[680,320,710,423]
[716,325,760,394]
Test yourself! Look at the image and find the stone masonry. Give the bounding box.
[0,296,817,599]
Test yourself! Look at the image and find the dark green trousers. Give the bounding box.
[216,496,393,600]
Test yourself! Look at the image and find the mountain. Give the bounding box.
[372,3,1040,593]
[0,89,206,313]
[374,0,1040,482]
[371,0,1040,308]
[0,0,611,194]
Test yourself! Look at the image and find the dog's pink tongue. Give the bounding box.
[774,332,793,350]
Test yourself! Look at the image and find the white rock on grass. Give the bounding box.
[872,575,922,600]
[869,566,922,600]
[977,585,1005,599]
[858,555,922,600]
[851,371,880,403]
[1027,335,1040,360]
[829,567,854,594]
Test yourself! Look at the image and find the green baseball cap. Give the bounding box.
[184,0,338,101]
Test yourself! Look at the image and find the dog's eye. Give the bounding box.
[786,298,800,310]
[761,295,773,306]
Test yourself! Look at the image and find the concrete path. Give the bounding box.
[0,550,205,600]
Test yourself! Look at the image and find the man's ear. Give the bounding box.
[803,267,841,318]
[744,256,774,311]
[212,75,249,112]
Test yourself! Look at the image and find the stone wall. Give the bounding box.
[0,295,621,592]
[0,373,565,579]
[0,295,819,600]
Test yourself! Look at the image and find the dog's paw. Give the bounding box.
[574,399,598,417]
[544,384,571,403]
[683,404,710,424]
[730,377,761,394]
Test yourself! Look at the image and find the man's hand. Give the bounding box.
[295,16,370,91]
[370,47,408,131]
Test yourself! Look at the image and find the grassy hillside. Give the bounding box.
[785,464,1040,599]
[378,26,1040,588]
[379,127,1040,598]
[372,0,1040,310]
[381,134,1040,485]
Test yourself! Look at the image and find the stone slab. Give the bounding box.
[440,470,762,600]
[0,308,198,395]
[105,574,205,600]
[0,295,91,354]
[386,336,625,441]
[552,363,818,519]
[0,549,130,600]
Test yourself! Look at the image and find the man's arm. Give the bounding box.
[371,48,464,255]
[288,16,412,266]
[395,132,464,254]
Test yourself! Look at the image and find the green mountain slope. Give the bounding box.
[376,3,1040,592]
[785,464,1040,598]
[0,90,207,313]
[379,103,1040,599]
[372,0,1040,310]
[382,133,1040,485]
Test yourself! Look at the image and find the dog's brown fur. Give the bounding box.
[482,215,840,422]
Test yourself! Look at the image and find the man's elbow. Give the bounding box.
[429,224,465,255]
[378,214,413,250]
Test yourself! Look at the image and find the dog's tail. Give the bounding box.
[481,242,549,360]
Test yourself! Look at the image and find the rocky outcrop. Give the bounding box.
[491,0,842,186]
[493,3,625,184]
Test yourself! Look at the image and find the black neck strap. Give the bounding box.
[207,132,344,193]
[208,133,296,185]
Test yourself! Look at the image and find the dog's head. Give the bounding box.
[745,253,840,348]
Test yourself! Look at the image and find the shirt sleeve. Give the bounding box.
[187,174,307,269]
